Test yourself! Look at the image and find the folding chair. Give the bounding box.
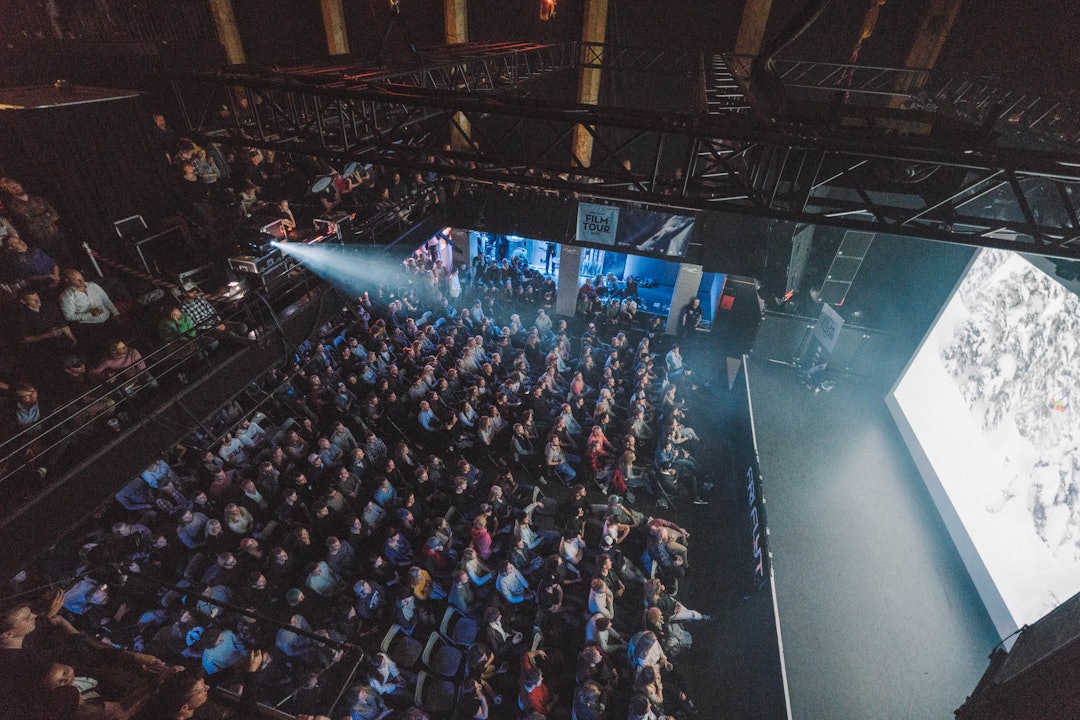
[422,632,464,678]
[439,606,479,647]
[380,624,423,670]
[414,670,457,716]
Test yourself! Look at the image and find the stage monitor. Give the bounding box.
[887,248,1080,639]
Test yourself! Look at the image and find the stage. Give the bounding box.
[747,313,1000,718]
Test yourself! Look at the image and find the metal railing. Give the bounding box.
[0,266,311,498]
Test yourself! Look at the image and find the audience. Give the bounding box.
[0,121,723,720]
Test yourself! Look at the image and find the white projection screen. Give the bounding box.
[887,248,1080,640]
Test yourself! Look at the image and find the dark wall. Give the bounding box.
[0,93,173,260]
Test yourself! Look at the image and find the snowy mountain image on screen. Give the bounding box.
[941,249,1080,560]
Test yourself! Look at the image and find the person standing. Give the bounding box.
[59,269,120,355]
[678,296,702,337]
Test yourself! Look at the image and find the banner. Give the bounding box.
[576,202,619,246]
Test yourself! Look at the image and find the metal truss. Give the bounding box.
[173,41,577,152]
[171,43,1080,260]
[730,56,1080,151]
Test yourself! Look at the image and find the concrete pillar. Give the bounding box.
[734,0,773,57]
[904,0,963,70]
[555,244,583,318]
[443,0,472,151]
[449,227,471,271]
[321,0,350,56]
[572,0,609,168]
[208,0,245,65]
[443,0,468,45]
[665,264,703,336]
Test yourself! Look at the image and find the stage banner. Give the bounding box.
[576,202,619,246]
[746,461,769,590]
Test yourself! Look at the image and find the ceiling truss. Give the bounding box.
[171,42,1080,259]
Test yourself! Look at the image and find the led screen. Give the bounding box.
[888,248,1080,638]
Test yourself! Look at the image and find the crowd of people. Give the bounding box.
[1,246,722,720]
[0,110,456,490]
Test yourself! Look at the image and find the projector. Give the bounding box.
[238,218,288,255]
[229,250,284,275]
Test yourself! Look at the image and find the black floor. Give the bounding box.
[657,330,788,719]
[746,315,1000,719]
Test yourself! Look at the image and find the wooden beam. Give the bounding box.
[904,0,963,69]
[573,0,609,168]
[321,0,350,56]
[443,0,470,150]
[443,0,468,45]
[208,0,245,65]
[735,0,773,57]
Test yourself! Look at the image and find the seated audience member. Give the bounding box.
[2,233,59,290]
[57,355,117,434]
[0,177,70,264]
[179,283,252,345]
[92,340,159,393]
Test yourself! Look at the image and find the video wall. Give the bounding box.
[887,248,1080,638]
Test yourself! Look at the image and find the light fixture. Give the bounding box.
[540,0,556,21]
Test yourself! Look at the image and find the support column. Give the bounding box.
[734,0,773,57]
[555,245,583,318]
[321,0,350,56]
[208,0,245,65]
[665,264,703,336]
[904,0,963,70]
[571,0,609,168]
[443,0,472,151]
[888,0,962,111]
[443,0,468,45]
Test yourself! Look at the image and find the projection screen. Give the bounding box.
[887,248,1080,639]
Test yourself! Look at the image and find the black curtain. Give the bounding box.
[0,90,173,264]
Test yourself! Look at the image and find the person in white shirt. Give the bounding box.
[219,432,247,466]
[60,269,120,353]
[588,578,615,621]
[495,560,532,604]
[59,269,118,325]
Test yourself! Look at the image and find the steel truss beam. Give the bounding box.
[729,56,1080,151]
[171,43,1080,260]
